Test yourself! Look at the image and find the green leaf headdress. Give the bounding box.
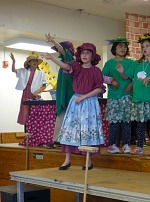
[106,37,129,45]
[137,34,150,43]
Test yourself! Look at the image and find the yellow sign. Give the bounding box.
[28,51,57,89]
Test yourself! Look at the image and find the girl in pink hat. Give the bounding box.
[45,33,75,148]
[42,43,105,170]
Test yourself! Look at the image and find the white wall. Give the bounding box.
[0,0,125,43]
[0,0,126,132]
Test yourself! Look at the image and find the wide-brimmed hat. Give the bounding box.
[75,43,101,65]
[106,37,129,45]
[137,34,150,43]
[51,41,74,56]
[24,55,43,68]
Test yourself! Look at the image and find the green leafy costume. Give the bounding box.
[56,49,74,116]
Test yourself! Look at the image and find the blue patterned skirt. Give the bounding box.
[58,94,104,146]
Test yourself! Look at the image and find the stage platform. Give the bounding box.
[1,143,150,202]
[1,143,150,173]
[10,166,150,202]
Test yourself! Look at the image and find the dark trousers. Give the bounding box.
[136,122,146,148]
[108,122,131,146]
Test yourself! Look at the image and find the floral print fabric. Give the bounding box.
[131,102,150,122]
[20,101,109,147]
[105,95,132,123]
[58,95,104,146]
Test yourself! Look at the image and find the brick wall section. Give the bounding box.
[126,13,150,60]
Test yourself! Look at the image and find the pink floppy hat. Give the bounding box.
[75,43,101,65]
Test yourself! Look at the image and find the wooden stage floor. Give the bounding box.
[10,166,150,202]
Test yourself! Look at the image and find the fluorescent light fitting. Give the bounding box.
[4,37,56,53]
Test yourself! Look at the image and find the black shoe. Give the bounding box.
[43,144,55,148]
[54,141,60,145]
[82,164,93,170]
[54,142,61,147]
[59,163,71,170]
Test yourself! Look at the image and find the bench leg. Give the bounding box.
[17,182,24,202]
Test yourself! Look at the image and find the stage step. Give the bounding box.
[1,143,150,202]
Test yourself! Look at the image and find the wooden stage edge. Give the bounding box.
[10,166,150,202]
[1,143,150,173]
[1,143,150,201]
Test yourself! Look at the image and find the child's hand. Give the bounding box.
[143,77,150,87]
[137,78,143,81]
[41,53,53,60]
[145,55,150,63]
[45,33,54,43]
[116,64,124,73]
[112,81,119,89]
[32,91,39,97]
[9,53,15,62]
[75,95,86,104]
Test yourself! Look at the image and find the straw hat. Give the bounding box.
[24,55,43,68]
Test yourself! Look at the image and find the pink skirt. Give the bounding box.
[61,145,100,156]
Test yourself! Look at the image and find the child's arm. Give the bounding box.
[103,75,118,89]
[125,81,133,93]
[10,53,17,73]
[32,84,47,97]
[116,64,128,80]
[45,33,65,55]
[75,88,102,104]
[103,75,112,84]
[41,53,71,70]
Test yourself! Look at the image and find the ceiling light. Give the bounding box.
[4,37,56,53]
[102,0,128,5]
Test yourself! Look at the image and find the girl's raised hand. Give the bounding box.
[9,53,15,62]
[45,33,54,43]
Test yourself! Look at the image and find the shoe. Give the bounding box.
[108,144,120,154]
[82,164,93,170]
[59,163,71,170]
[132,147,143,155]
[122,144,131,154]
[54,142,61,147]
[43,144,55,149]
